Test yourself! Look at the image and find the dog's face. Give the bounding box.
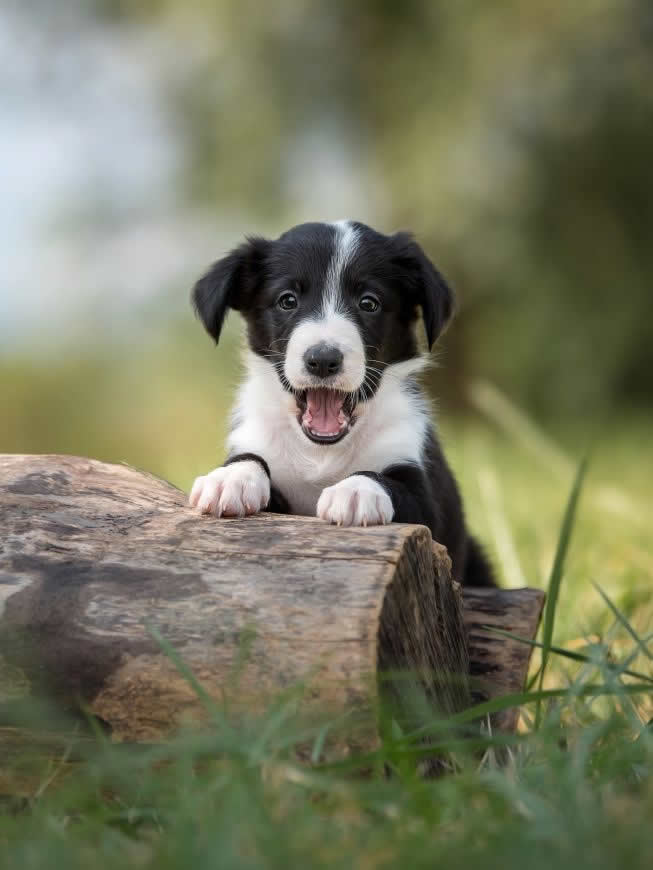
[193,221,453,445]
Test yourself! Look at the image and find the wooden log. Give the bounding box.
[0,454,544,767]
[463,587,545,733]
[0,454,473,752]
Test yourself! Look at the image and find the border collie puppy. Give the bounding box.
[189,220,494,586]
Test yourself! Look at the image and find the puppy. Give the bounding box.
[189,220,494,586]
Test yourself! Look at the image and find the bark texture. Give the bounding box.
[1,454,490,749]
[1,453,544,769]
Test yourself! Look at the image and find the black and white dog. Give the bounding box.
[189,220,494,587]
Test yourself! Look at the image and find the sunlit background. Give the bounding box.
[2,0,651,633]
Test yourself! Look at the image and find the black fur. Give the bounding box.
[355,429,493,586]
[224,452,271,479]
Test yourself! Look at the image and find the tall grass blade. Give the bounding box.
[592,581,653,661]
[406,682,653,742]
[484,626,653,684]
[534,456,588,726]
[146,622,219,716]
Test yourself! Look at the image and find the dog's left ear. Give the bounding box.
[192,236,270,344]
[391,232,455,350]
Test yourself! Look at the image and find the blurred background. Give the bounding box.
[1,0,651,626]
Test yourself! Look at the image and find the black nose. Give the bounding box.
[303,343,343,379]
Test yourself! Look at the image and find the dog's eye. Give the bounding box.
[278,292,298,311]
[359,295,380,313]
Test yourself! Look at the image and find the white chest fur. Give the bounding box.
[227,353,430,516]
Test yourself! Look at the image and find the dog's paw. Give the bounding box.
[316,475,393,527]
[188,461,270,517]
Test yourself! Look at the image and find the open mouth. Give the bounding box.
[295,389,357,444]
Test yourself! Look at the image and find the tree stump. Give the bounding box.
[0,454,543,759]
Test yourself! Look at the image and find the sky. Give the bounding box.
[0,6,214,348]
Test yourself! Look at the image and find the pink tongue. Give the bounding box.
[303,390,346,435]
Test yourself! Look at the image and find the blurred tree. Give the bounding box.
[90,0,653,418]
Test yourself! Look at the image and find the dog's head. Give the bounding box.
[193,221,453,444]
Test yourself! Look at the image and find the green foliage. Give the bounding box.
[534,455,588,717]
[85,0,653,417]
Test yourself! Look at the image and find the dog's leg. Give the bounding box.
[316,465,432,528]
[223,453,289,514]
[189,453,270,517]
[266,486,290,515]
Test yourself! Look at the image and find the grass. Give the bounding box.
[1,591,651,869]
[1,331,652,867]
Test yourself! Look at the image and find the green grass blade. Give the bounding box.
[484,626,653,684]
[535,455,589,725]
[318,732,528,774]
[146,622,219,717]
[247,702,300,763]
[406,682,653,742]
[592,581,653,661]
[311,721,333,764]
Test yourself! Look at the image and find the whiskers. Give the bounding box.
[258,352,285,371]
[357,355,430,404]
[357,366,383,403]
[257,341,425,412]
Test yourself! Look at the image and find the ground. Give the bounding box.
[1,340,652,868]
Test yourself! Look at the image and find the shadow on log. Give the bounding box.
[0,454,544,756]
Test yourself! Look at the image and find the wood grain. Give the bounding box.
[0,452,544,782]
[0,454,472,752]
[463,587,545,732]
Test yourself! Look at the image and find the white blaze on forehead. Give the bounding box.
[324,220,360,315]
[283,220,365,392]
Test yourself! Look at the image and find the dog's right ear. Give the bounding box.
[192,236,269,344]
